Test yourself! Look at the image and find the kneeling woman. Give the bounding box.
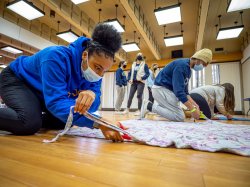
[190,83,235,119]
[0,23,123,142]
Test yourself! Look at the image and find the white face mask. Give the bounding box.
[81,53,102,82]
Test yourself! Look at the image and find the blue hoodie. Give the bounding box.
[115,68,127,87]
[9,37,101,128]
[154,58,191,103]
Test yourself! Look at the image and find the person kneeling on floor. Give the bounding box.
[140,49,213,121]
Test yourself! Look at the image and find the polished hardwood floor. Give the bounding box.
[0,111,250,187]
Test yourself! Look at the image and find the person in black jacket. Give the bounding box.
[115,60,127,113]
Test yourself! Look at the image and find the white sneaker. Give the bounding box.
[114,110,123,115]
[134,110,141,116]
[140,100,149,119]
[123,109,129,114]
[0,104,7,108]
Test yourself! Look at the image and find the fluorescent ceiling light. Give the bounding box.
[216,25,244,40]
[1,46,23,54]
[164,35,183,47]
[0,65,8,69]
[56,30,79,43]
[71,0,89,5]
[105,19,125,33]
[154,4,181,25]
[6,0,45,20]
[122,42,140,52]
[227,0,250,12]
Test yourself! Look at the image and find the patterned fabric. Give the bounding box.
[66,119,250,156]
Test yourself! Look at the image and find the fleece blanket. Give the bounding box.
[66,119,250,156]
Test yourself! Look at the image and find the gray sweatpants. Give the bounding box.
[152,85,185,121]
[115,85,126,111]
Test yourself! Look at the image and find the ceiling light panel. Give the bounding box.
[216,25,244,40]
[1,46,23,54]
[122,43,140,52]
[164,35,183,47]
[56,30,79,43]
[154,4,181,25]
[6,0,45,20]
[227,0,250,12]
[105,19,125,33]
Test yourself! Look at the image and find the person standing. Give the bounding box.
[115,60,127,113]
[141,48,212,121]
[124,53,149,116]
[146,63,159,103]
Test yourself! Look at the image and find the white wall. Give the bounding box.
[0,17,55,50]
[242,44,250,114]
[219,62,242,111]
[203,61,243,112]
[204,64,212,85]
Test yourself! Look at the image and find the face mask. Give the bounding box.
[123,65,127,68]
[137,55,143,61]
[81,53,102,82]
[193,64,204,71]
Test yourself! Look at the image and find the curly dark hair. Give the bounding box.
[87,23,122,59]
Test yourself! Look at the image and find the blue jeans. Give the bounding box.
[0,67,64,135]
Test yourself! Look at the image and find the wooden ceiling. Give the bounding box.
[0,0,249,66]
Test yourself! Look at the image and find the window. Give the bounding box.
[192,69,197,89]
[212,64,220,85]
[191,68,205,89]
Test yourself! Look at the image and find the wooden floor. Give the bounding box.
[0,111,250,187]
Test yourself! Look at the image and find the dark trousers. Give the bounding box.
[148,87,154,103]
[190,93,212,119]
[0,67,64,135]
[127,81,145,110]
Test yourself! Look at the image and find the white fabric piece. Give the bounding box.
[66,119,250,156]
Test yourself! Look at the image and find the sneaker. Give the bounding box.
[148,112,156,115]
[134,110,141,116]
[0,104,7,108]
[114,110,123,115]
[122,108,129,114]
[140,100,149,119]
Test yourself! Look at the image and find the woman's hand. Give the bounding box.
[226,114,233,120]
[75,90,95,114]
[99,123,124,142]
[192,108,201,120]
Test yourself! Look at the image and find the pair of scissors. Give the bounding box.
[44,106,144,144]
[84,111,144,143]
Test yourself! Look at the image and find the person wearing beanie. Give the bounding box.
[140,48,213,122]
[0,23,124,142]
[115,60,127,113]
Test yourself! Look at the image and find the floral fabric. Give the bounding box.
[66,119,250,156]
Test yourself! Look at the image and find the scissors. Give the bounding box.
[84,111,144,143]
[43,106,144,144]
